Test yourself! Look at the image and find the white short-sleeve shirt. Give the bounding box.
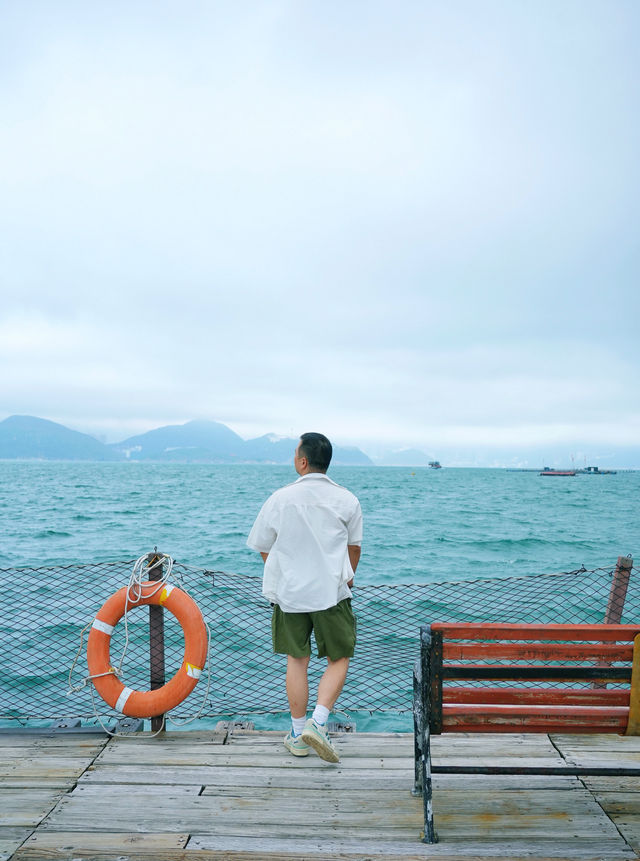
[247,473,363,613]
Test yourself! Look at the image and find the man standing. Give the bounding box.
[247,432,362,763]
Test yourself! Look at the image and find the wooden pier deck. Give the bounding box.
[1,728,639,860]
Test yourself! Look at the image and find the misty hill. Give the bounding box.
[244,434,373,465]
[111,420,246,462]
[0,415,374,465]
[113,422,373,465]
[0,415,121,461]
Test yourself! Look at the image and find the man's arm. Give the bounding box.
[347,544,361,588]
[260,552,268,563]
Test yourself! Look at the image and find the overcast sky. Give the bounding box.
[1,1,638,463]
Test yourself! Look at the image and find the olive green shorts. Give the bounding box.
[271,598,356,661]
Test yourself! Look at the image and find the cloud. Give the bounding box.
[0,2,638,456]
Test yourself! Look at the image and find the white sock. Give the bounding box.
[291,716,306,736]
[312,704,330,726]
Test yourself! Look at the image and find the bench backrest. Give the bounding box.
[420,623,640,735]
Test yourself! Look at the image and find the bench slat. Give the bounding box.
[442,686,630,706]
[443,664,632,682]
[441,719,628,733]
[443,642,633,662]
[432,623,640,641]
[442,703,629,732]
[443,703,630,719]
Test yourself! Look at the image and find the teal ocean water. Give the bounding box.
[1,463,636,579]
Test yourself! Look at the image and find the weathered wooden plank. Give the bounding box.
[0,778,75,790]
[227,732,556,757]
[189,834,637,860]
[0,789,65,827]
[0,757,103,781]
[225,739,415,756]
[433,814,625,840]
[433,752,568,765]
[0,734,107,750]
[610,815,640,852]
[73,783,594,813]
[78,763,577,791]
[0,827,34,861]
[42,790,423,832]
[551,734,640,751]
[79,764,414,788]
[41,785,606,831]
[582,776,640,792]
[106,729,227,746]
[9,847,639,861]
[0,748,104,760]
[590,792,640,815]
[431,734,563,752]
[560,753,640,768]
[18,831,189,853]
[72,783,202,798]
[196,785,602,812]
[95,748,411,768]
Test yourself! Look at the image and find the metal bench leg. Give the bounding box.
[413,626,438,843]
[420,725,437,843]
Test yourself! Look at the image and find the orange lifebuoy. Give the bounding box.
[87,582,207,718]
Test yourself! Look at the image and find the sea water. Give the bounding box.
[1,462,636,579]
[1,463,637,731]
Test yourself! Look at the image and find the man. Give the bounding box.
[247,432,362,763]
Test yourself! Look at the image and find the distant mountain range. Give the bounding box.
[0,415,373,465]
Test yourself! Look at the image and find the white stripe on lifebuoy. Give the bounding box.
[186,664,202,679]
[159,584,175,604]
[115,687,134,713]
[92,619,115,635]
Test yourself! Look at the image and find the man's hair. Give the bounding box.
[299,432,332,472]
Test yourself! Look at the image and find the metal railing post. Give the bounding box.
[593,555,634,690]
[147,551,166,732]
[604,556,634,624]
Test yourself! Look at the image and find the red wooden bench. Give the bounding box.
[412,623,640,843]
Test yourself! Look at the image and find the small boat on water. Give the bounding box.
[428,461,442,469]
[577,466,618,475]
[539,468,576,476]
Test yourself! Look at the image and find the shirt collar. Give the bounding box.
[295,473,339,487]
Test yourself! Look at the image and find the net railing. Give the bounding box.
[0,555,636,722]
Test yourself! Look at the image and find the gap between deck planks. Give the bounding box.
[2,730,639,860]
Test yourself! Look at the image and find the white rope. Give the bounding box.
[117,552,174,678]
[167,618,213,728]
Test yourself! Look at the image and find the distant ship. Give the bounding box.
[428,461,442,469]
[539,468,576,476]
[576,466,617,475]
[538,466,617,476]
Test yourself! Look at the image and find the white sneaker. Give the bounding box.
[301,718,339,763]
[283,730,310,757]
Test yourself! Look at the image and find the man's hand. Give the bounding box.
[347,545,361,589]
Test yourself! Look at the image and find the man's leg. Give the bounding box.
[317,656,350,710]
[300,657,349,764]
[283,655,311,756]
[286,654,310,719]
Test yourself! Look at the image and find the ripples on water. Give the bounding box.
[0,463,636,581]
